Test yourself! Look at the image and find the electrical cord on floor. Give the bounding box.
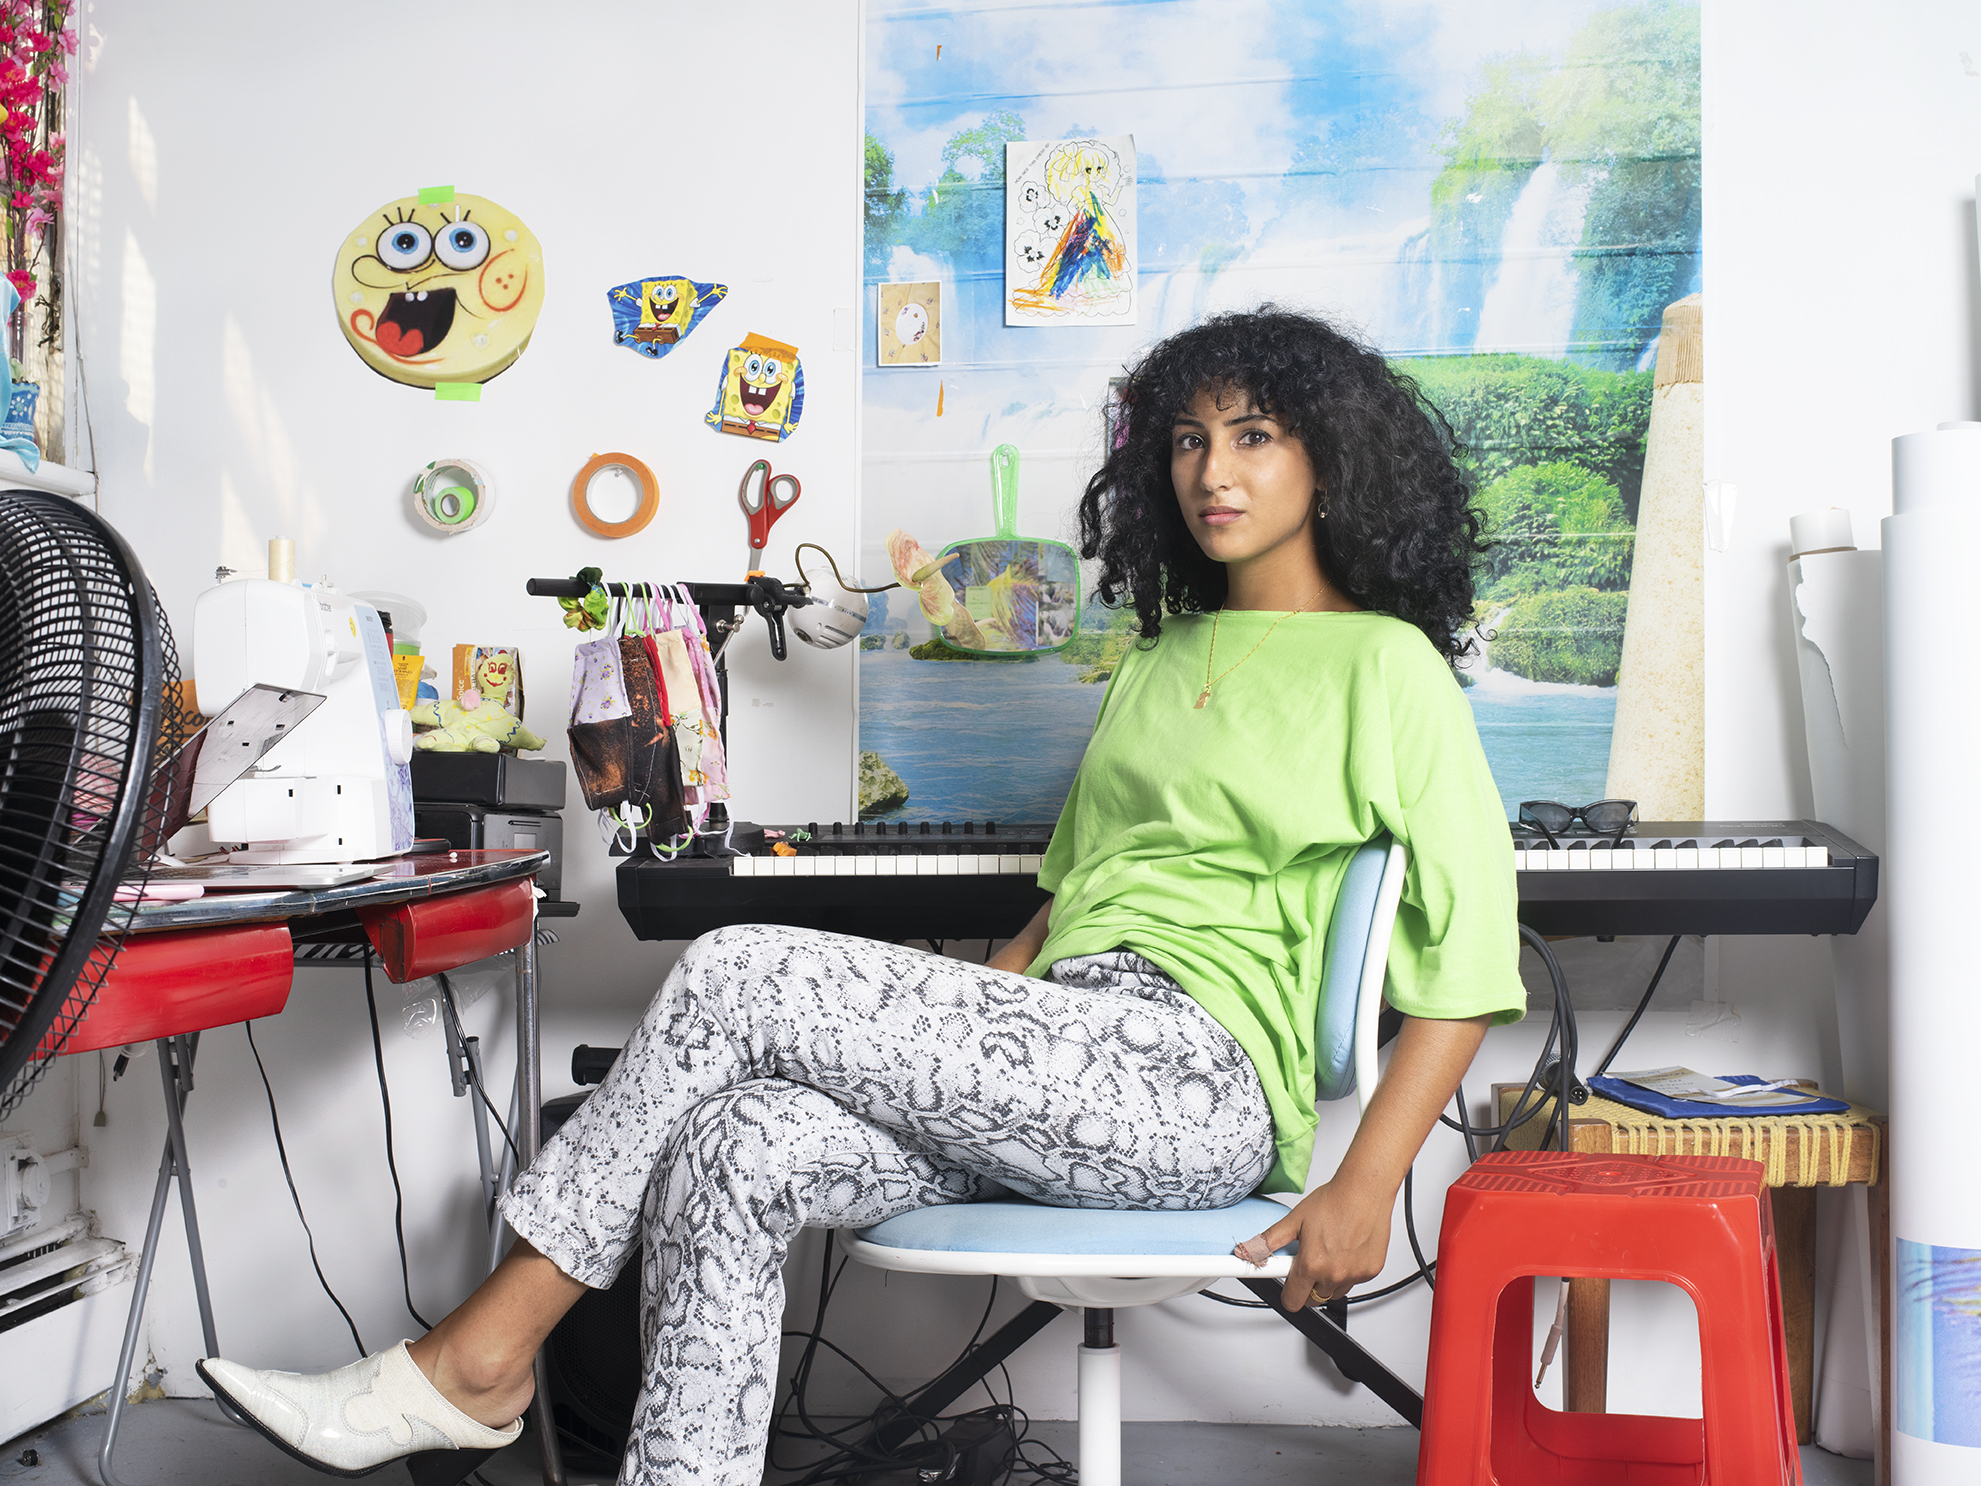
[1591,934,1682,1079]
[363,949,436,1334]
[244,1020,367,1359]
[994,1362,1077,1483]
[769,1236,1077,1485]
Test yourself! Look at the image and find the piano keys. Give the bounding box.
[616,819,1877,943]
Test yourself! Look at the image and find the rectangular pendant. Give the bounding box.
[1194,689,1211,709]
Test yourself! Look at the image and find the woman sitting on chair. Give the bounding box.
[201,306,1527,1486]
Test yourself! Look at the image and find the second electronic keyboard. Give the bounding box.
[618,819,1876,942]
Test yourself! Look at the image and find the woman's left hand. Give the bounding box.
[1235,1179,1394,1312]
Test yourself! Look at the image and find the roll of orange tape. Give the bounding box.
[572,452,660,539]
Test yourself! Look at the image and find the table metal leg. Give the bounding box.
[487,1061,519,1278]
[98,1035,243,1486]
[157,1037,232,1390]
[513,927,566,1486]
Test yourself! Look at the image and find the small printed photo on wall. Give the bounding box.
[879,281,941,365]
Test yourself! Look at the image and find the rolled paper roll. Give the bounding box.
[1885,421,1981,1458]
[1787,507,1855,559]
[268,537,295,584]
[1604,294,1704,818]
[1891,420,1981,517]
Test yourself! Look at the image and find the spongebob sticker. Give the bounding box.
[331,192,546,388]
[705,332,804,442]
[607,275,726,359]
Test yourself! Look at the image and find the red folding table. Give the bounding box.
[65,849,561,1486]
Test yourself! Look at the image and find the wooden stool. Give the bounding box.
[1494,1082,1888,1481]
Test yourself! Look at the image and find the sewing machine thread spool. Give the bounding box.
[268,537,294,583]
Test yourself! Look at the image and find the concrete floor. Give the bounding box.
[1,1399,1874,1485]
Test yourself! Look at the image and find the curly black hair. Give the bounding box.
[1079,306,1485,664]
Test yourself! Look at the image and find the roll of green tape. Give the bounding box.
[433,484,477,524]
[413,457,494,535]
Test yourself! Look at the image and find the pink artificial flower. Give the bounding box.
[58,27,75,55]
[6,268,34,300]
[46,58,63,84]
[23,204,48,236]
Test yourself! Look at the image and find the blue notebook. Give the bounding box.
[1589,1073,1849,1120]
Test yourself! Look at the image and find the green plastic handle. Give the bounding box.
[989,444,1020,538]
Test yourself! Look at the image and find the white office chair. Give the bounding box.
[840,838,1411,1486]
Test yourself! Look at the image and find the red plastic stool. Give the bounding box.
[1418,1150,1800,1486]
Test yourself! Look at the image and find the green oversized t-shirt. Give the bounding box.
[1025,610,1525,1193]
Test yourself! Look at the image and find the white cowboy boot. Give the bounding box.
[197,1341,522,1484]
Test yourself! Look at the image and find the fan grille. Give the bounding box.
[0,491,186,1121]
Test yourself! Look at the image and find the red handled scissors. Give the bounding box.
[739,458,801,574]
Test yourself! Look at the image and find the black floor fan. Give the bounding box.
[0,489,187,1121]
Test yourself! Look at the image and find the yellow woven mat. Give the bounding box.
[1512,1091,1884,1187]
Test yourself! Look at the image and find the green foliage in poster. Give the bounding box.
[864,134,908,275]
[1429,56,1547,277]
[1405,353,1653,518]
[1428,0,1701,367]
[1055,606,1141,684]
[1486,587,1630,687]
[1477,462,1634,597]
[907,110,1027,267]
[1552,2,1702,366]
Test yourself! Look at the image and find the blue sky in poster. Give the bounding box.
[859,0,1701,824]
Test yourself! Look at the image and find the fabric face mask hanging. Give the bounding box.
[652,585,728,803]
[566,587,690,850]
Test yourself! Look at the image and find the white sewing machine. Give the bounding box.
[192,579,415,863]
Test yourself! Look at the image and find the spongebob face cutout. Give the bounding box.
[332,193,546,388]
[607,274,726,359]
[706,332,803,442]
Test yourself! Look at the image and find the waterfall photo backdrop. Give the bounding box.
[858,0,1701,824]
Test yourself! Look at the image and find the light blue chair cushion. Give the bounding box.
[1313,838,1388,1102]
[857,1196,1295,1256]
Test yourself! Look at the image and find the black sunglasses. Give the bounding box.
[1517,799,1638,848]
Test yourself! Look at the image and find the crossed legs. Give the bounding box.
[361,928,1273,1483]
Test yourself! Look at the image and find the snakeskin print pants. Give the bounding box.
[497,924,1275,1486]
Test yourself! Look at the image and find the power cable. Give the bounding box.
[1592,934,1683,1078]
[244,1020,366,1358]
[363,949,436,1334]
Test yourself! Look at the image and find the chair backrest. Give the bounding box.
[1311,837,1409,1114]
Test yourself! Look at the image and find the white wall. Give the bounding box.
[14,0,1979,1441]
[49,0,864,1402]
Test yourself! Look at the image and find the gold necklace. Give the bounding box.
[1195,594,1321,709]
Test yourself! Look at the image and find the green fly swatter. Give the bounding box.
[933,445,1082,655]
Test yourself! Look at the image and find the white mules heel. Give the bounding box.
[196,1341,522,1484]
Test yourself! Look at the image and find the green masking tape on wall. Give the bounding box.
[413,457,494,536]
